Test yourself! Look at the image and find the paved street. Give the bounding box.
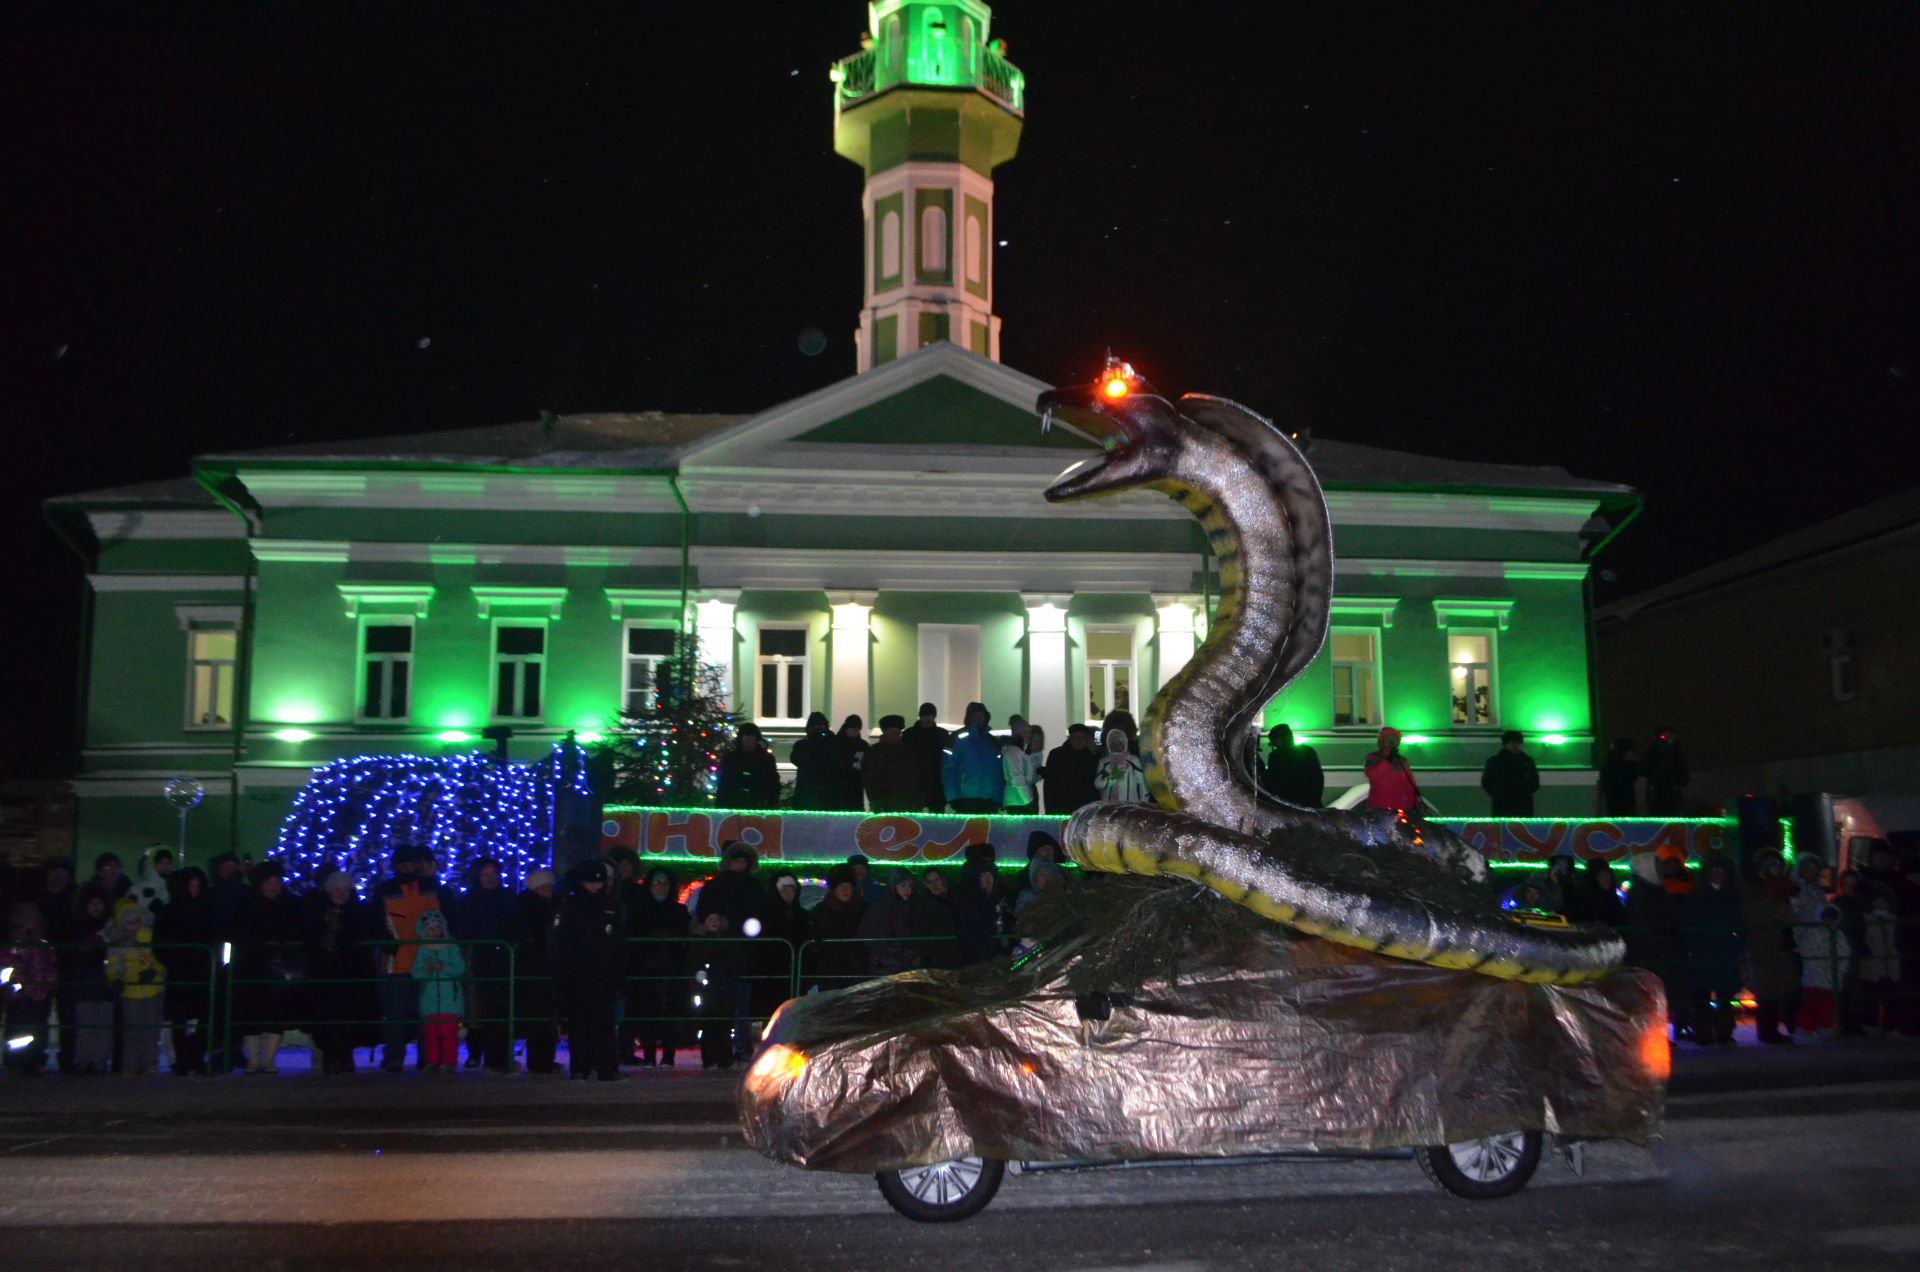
[4,1041,1919,1270]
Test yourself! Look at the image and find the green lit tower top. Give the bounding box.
[831,1,1025,371]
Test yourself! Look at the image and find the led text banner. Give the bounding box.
[601,808,1735,865]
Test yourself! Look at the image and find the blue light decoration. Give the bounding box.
[276,740,595,893]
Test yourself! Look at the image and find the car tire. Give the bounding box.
[1417,1130,1542,1199]
[876,1156,1006,1222]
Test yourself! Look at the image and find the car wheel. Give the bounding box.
[875,1156,1006,1222]
[1417,1130,1542,1199]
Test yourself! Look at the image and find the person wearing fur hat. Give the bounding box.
[716,723,781,809]
[231,862,303,1074]
[1363,727,1420,813]
[942,702,1005,813]
[552,860,624,1081]
[862,715,923,813]
[512,869,561,1075]
[107,903,168,1083]
[790,712,845,811]
[410,910,466,1074]
[628,866,689,1068]
[857,869,939,976]
[452,858,518,1073]
[806,864,868,990]
[303,871,375,1075]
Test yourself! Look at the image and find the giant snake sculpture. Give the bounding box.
[1038,366,1624,985]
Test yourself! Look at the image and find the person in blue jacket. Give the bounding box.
[942,702,1006,813]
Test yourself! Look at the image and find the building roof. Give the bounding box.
[43,475,219,510]
[1598,483,1920,621]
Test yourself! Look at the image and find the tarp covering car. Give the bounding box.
[740,880,1667,1174]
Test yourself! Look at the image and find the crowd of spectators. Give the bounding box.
[0,831,1068,1081]
[1504,839,1920,1046]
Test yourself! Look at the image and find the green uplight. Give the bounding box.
[1400,734,1433,745]
[1540,734,1570,746]
[273,728,315,743]
[576,731,605,744]
[435,730,475,743]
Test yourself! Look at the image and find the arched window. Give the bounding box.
[920,205,948,275]
[965,214,983,286]
[880,210,901,282]
[882,14,903,78]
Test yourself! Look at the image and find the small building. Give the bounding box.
[43,2,1638,864]
[1597,485,1920,829]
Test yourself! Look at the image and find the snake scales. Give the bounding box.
[1037,372,1623,985]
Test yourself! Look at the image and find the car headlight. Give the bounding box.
[745,1044,806,1097]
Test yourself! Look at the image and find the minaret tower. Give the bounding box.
[831,1,1025,371]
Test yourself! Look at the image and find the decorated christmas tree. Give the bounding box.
[593,636,738,806]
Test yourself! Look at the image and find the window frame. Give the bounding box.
[753,623,811,727]
[183,623,238,732]
[622,620,678,716]
[916,623,983,727]
[1082,624,1138,725]
[490,618,549,723]
[353,615,416,724]
[1328,626,1383,729]
[1446,628,1500,728]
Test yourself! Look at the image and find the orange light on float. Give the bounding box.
[1102,374,1131,399]
[746,1044,808,1097]
[1637,1015,1672,1082]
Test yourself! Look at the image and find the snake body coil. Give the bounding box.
[1039,374,1623,985]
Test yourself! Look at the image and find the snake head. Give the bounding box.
[1038,366,1184,503]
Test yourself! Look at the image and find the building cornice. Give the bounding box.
[88,574,249,593]
[690,547,1202,594]
[85,511,245,541]
[251,540,682,567]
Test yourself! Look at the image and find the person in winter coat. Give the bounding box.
[847,853,887,906]
[231,863,304,1074]
[551,860,625,1081]
[1681,856,1745,1045]
[2,903,57,1076]
[452,859,518,1073]
[790,713,846,811]
[303,872,375,1075]
[1013,860,1065,915]
[1624,854,1690,1041]
[1363,728,1419,813]
[1798,904,1853,1036]
[857,869,934,976]
[716,724,782,809]
[153,866,215,1076]
[1858,886,1903,1034]
[753,874,811,1015]
[903,702,952,812]
[687,908,750,1069]
[511,870,560,1075]
[1043,724,1100,814]
[370,845,444,1072]
[1262,724,1324,808]
[1100,710,1140,756]
[206,852,249,931]
[1480,732,1540,817]
[696,843,762,931]
[81,852,132,910]
[410,909,466,1074]
[806,865,869,990]
[862,715,925,812]
[1096,727,1149,804]
[1642,729,1690,816]
[62,891,115,1074]
[1742,852,1800,1044]
[942,702,1006,812]
[629,866,689,1068]
[1599,739,1639,816]
[1002,720,1044,814]
[834,715,870,810]
[105,903,167,1083]
[1562,859,1625,928]
[953,850,1007,967]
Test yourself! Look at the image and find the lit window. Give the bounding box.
[492,622,546,721]
[185,626,237,729]
[755,626,809,725]
[624,624,677,714]
[917,624,981,723]
[359,620,413,721]
[1085,627,1135,723]
[1448,631,1496,726]
[880,210,901,281]
[1330,630,1379,727]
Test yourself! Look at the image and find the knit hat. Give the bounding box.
[775,874,798,891]
[249,860,284,887]
[644,866,675,888]
[825,864,856,888]
[523,869,556,892]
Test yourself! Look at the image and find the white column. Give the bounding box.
[828,591,875,727]
[695,593,739,709]
[1155,595,1200,690]
[1023,594,1071,750]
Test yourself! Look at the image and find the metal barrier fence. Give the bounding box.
[7,917,1915,1073]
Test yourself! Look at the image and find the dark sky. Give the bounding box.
[3,1,1915,775]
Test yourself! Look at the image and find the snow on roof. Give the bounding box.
[200,410,748,470]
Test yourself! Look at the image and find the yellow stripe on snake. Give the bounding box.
[1038,371,1623,986]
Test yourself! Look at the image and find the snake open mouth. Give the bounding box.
[1038,372,1177,503]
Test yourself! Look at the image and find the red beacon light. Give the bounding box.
[1099,358,1138,399]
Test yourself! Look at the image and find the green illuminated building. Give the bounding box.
[43,2,1638,864]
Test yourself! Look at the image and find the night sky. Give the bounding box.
[4,2,1915,775]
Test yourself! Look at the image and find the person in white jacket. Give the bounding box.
[1096,728,1149,804]
[1001,717,1042,814]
